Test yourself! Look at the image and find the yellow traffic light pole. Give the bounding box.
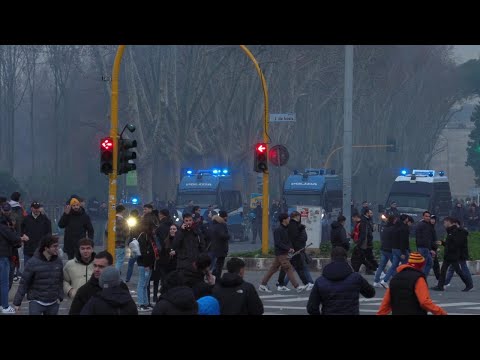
[107,45,126,261]
[106,45,270,257]
[239,45,270,255]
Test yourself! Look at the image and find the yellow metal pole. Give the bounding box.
[239,45,270,255]
[324,144,394,168]
[107,45,126,262]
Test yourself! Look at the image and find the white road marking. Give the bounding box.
[267,297,310,302]
[264,305,306,310]
[435,302,480,307]
[259,294,296,299]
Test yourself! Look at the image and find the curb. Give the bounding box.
[228,257,480,275]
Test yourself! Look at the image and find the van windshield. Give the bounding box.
[387,194,430,212]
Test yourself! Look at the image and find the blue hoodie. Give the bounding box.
[197,296,220,315]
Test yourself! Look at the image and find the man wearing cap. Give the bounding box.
[21,202,52,268]
[58,197,94,260]
[377,252,447,315]
[80,266,137,315]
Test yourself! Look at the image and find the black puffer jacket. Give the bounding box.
[307,259,375,315]
[330,221,349,250]
[21,213,52,256]
[380,222,395,252]
[0,223,22,257]
[172,228,205,270]
[58,208,94,255]
[273,224,292,256]
[13,249,64,306]
[152,286,198,315]
[80,286,138,315]
[288,219,307,251]
[69,274,130,315]
[212,273,264,315]
[210,216,230,257]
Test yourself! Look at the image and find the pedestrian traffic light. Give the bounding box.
[254,143,268,173]
[100,137,114,175]
[118,138,137,175]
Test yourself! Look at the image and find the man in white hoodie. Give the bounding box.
[63,238,95,299]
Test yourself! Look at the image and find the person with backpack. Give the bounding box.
[212,257,264,315]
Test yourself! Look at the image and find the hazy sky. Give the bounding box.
[454,45,480,63]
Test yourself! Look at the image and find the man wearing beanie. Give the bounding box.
[377,252,447,315]
[80,266,137,315]
[58,197,94,260]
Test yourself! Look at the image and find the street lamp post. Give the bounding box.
[343,45,354,233]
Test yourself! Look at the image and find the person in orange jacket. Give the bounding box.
[377,252,447,315]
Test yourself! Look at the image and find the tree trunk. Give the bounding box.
[137,163,153,205]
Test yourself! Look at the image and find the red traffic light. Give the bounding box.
[101,137,113,151]
[256,143,267,153]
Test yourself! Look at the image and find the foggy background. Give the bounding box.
[1,45,480,208]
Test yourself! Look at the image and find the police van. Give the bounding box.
[380,169,452,228]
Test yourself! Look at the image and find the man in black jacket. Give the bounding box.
[80,266,137,315]
[0,218,27,313]
[258,213,307,293]
[432,217,473,292]
[276,211,313,291]
[330,215,350,251]
[381,214,413,287]
[13,235,64,315]
[212,257,263,315]
[415,211,435,277]
[171,213,205,271]
[69,251,129,315]
[373,215,395,287]
[21,201,52,267]
[209,211,230,279]
[307,247,375,315]
[58,197,94,260]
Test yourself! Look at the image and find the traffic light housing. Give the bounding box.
[254,143,268,173]
[100,137,114,175]
[118,138,137,175]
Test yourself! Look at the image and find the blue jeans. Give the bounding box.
[125,255,137,282]
[417,247,433,277]
[115,248,126,274]
[383,249,409,283]
[374,251,393,283]
[208,252,217,273]
[0,257,10,308]
[24,254,32,268]
[29,301,60,315]
[445,260,473,286]
[137,266,151,306]
[283,254,314,286]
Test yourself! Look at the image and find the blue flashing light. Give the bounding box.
[212,169,219,174]
[439,171,445,176]
[400,169,408,176]
[186,170,193,175]
[222,169,228,174]
[131,197,138,204]
[428,172,434,177]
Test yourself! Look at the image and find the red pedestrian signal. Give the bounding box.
[100,137,114,175]
[254,143,268,173]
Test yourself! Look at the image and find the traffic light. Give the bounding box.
[100,137,114,175]
[118,138,137,175]
[387,137,396,152]
[254,143,268,173]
